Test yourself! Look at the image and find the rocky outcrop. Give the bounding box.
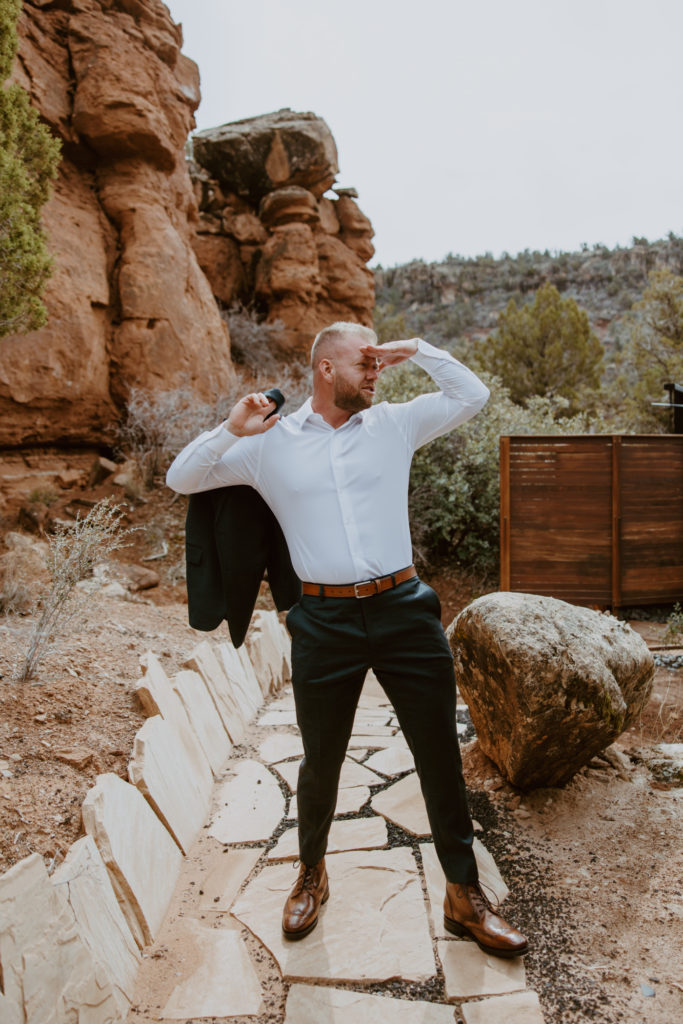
[1,0,232,447]
[447,592,654,789]
[189,110,375,352]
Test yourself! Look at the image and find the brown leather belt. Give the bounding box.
[301,565,417,599]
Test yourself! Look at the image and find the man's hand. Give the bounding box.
[225,393,279,437]
[359,339,419,370]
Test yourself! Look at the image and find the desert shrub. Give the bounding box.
[223,305,290,375]
[14,499,130,682]
[376,362,590,573]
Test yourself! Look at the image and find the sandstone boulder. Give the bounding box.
[193,108,339,203]
[447,592,654,789]
[259,186,320,228]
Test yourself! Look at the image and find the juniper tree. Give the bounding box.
[0,0,61,337]
[479,282,604,415]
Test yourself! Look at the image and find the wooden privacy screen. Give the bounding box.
[500,435,683,607]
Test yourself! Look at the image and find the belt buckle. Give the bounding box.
[353,578,378,598]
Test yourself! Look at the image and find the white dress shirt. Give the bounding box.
[166,340,489,584]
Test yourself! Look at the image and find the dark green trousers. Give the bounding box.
[286,576,479,884]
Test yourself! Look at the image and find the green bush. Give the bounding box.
[376,362,591,574]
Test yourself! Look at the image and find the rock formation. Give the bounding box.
[189,109,375,352]
[1,0,232,447]
[447,592,654,789]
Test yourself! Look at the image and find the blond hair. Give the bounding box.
[310,321,377,368]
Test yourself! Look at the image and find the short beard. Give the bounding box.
[333,378,372,413]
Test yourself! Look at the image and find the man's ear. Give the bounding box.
[319,358,335,382]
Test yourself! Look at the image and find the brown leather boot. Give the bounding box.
[282,859,329,940]
[444,881,528,958]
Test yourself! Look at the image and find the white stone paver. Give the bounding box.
[438,940,526,998]
[217,641,263,722]
[209,759,285,844]
[268,816,388,859]
[197,846,263,912]
[461,990,545,1024]
[365,745,416,776]
[172,668,232,775]
[128,715,213,854]
[288,784,370,819]
[285,984,456,1022]
[161,919,263,1018]
[232,848,436,982]
[0,853,121,1023]
[274,755,384,792]
[420,842,510,939]
[349,731,412,749]
[82,773,182,948]
[184,640,247,744]
[259,732,304,763]
[52,835,140,1013]
[371,770,432,835]
[259,709,299,726]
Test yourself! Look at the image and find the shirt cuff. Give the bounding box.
[410,337,457,367]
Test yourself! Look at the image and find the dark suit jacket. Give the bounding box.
[185,485,301,647]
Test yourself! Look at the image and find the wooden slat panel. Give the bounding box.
[502,435,683,607]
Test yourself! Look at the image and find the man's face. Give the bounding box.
[331,338,380,413]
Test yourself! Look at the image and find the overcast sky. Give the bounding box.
[164,0,683,268]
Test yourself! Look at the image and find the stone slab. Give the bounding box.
[259,709,299,726]
[52,835,140,1013]
[128,714,213,854]
[209,759,285,844]
[420,842,510,939]
[346,748,369,762]
[183,640,246,744]
[0,853,120,1023]
[371,771,431,836]
[274,756,383,792]
[350,723,396,736]
[349,732,411,749]
[218,641,263,722]
[365,746,416,777]
[285,984,455,1023]
[438,940,526,998]
[232,848,435,982]
[360,671,386,701]
[173,668,232,776]
[161,918,263,1018]
[259,732,304,763]
[238,643,265,708]
[197,846,263,912]
[461,990,545,1024]
[82,773,183,947]
[269,816,387,859]
[288,784,370,820]
[246,609,290,695]
[266,693,297,711]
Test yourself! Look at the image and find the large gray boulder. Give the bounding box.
[193,109,339,203]
[447,592,654,789]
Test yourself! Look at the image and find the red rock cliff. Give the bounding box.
[1,0,232,446]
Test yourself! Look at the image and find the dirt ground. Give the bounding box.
[0,449,682,1023]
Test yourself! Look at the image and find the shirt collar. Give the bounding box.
[286,398,366,431]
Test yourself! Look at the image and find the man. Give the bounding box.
[166,322,528,958]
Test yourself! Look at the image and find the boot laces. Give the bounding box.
[469,880,498,915]
[291,860,318,897]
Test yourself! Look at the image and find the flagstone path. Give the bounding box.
[127,673,545,1023]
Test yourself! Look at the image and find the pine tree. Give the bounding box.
[0,0,61,337]
[479,282,604,414]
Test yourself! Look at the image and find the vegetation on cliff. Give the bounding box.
[0,0,60,337]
